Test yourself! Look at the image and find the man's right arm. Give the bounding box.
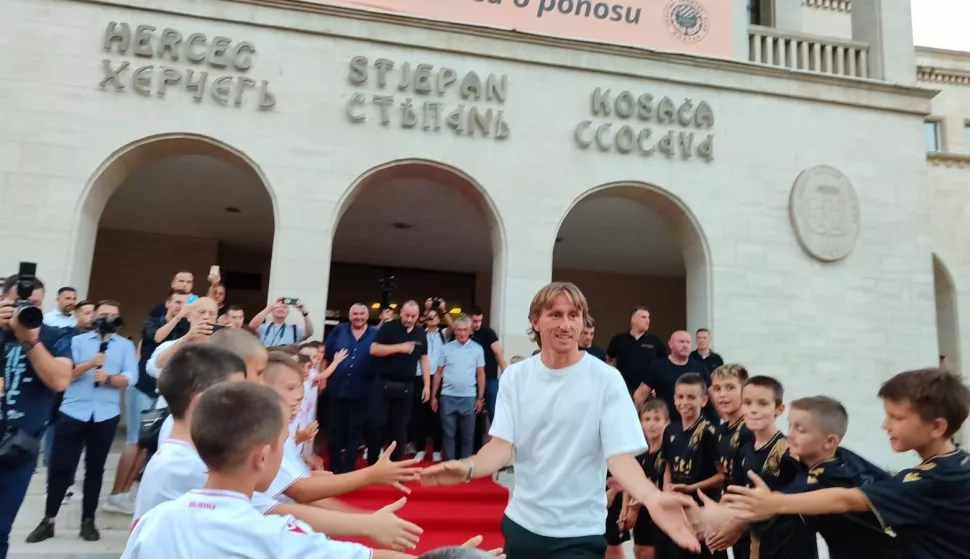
[28,332,72,392]
[369,324,406,357]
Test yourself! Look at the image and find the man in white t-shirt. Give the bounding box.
[420,282,702,558]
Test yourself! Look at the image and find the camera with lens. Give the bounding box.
[92,315,124,336]
[430,297,442,309]
[11,262,43,330]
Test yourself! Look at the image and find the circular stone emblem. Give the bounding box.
[665,0,710,43]
[789,165,860,262]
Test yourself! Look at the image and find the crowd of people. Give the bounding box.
[1,270,968,559]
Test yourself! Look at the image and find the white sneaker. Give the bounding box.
[101,493,134,515]
[414,451,426,462]
[432,452,441,462]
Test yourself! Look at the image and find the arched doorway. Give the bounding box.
[69,134,276,334]
[552,182,711,347]
[933,254,963,447]
[327,160,505,329]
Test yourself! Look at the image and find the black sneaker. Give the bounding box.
[25,519,54,543]
[79,519,100,542]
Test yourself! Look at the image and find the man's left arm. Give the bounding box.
[487,328,506,373]
[297,301,314,340]
[419,354,431,401]
[25,328,73,392]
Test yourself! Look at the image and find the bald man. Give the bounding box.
[637,331,715,421]
[368,300,431,463]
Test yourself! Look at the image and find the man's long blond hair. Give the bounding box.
[527,282,590,348]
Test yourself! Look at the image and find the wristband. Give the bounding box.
[302,311,309,317]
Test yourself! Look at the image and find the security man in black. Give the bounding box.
[367,301,429,463]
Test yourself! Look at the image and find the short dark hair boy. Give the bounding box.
[723,368,970,559]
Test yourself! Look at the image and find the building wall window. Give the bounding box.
[748,0,773,26]
[924,120,941,152]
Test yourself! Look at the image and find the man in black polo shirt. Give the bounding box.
[690,328,724,376]
[468,306,506,452]
[607,306,666,395]
[368,300,431,463]
[641,330,718,423]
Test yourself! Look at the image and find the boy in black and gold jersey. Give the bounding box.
[772,396,902,559]
[726,368,970,559]
[619,398,670,559]
[705,365,752,559]
[661,374,724,559]
[736,376,817,559]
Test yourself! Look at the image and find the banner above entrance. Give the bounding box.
[320,0,733,58]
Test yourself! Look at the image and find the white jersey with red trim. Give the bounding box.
[133,439,208,522]
[264,436,311,505]
[122,489,373,559]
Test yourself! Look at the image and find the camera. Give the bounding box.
[12,262,43,330]
[92,315,124,336]
[430,297,442,309]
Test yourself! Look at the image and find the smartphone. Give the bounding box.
[281,297,298,306]
[209,265,220,279]
[187,294,199,304]
[211,323,228,333]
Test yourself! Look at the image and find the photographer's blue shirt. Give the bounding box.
[61,332,138,423]
[1,324,73,437]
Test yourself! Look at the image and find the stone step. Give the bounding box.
[13,494,135,533]
[7,528,127,559]
[26,453,124,498]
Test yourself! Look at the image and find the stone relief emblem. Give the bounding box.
[664,0,710,43]
[789,165,860,262]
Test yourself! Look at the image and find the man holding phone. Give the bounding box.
[248,297,314,347]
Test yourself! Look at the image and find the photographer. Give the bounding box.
[0,273,72,559]
[25,300,136,544]
[248,297,314,346]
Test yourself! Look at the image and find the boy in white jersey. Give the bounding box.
[152,324,270,445]
[420,282,701,558]
[136,342,424,551]
[125,380,504,558]
[259,354,422,505]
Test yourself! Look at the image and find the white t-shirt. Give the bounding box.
[134,439,209,521]
[295,370,318,454]
[123,490,372,559]
[147,339,180,410]
[262,437,311,508]
[134,439,280,522]
[489,352,647,538]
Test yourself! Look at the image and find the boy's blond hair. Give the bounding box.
[712,363,749,382]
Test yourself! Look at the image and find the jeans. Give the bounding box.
[46,413,119,521]
[327,396,370,473]
[125,387,154,445]
[439,395,476,460]
[366,380,413,465]
[0,455,35,559]
[484,378,499,422]
[409,376,441,454]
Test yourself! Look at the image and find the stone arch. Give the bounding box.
[933,253,961,374]
[552,181,712,337]
[67,133,277,297]
[329,158,508,327]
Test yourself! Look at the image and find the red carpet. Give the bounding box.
[332,459,509,554]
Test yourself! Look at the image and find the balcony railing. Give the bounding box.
[748,25,870,79]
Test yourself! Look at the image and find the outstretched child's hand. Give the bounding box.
[295,421,319,445]
[366,497,423,551]
[366,441,422,493]
[460,535,505,558]
[722,471,776,521]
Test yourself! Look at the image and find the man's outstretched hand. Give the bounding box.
[419,459,470,487]
[643,490,702,553]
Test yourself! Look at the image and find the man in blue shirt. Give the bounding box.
[25,300,137,544]
[0,274,73,559]
[324,303,378,473]
[431,316,485,461]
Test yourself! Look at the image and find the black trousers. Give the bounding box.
[327,396,369,474]
[408,376,441,454]
[366,380,413,465]
[46,413,119,522]
[501,515,606,559]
